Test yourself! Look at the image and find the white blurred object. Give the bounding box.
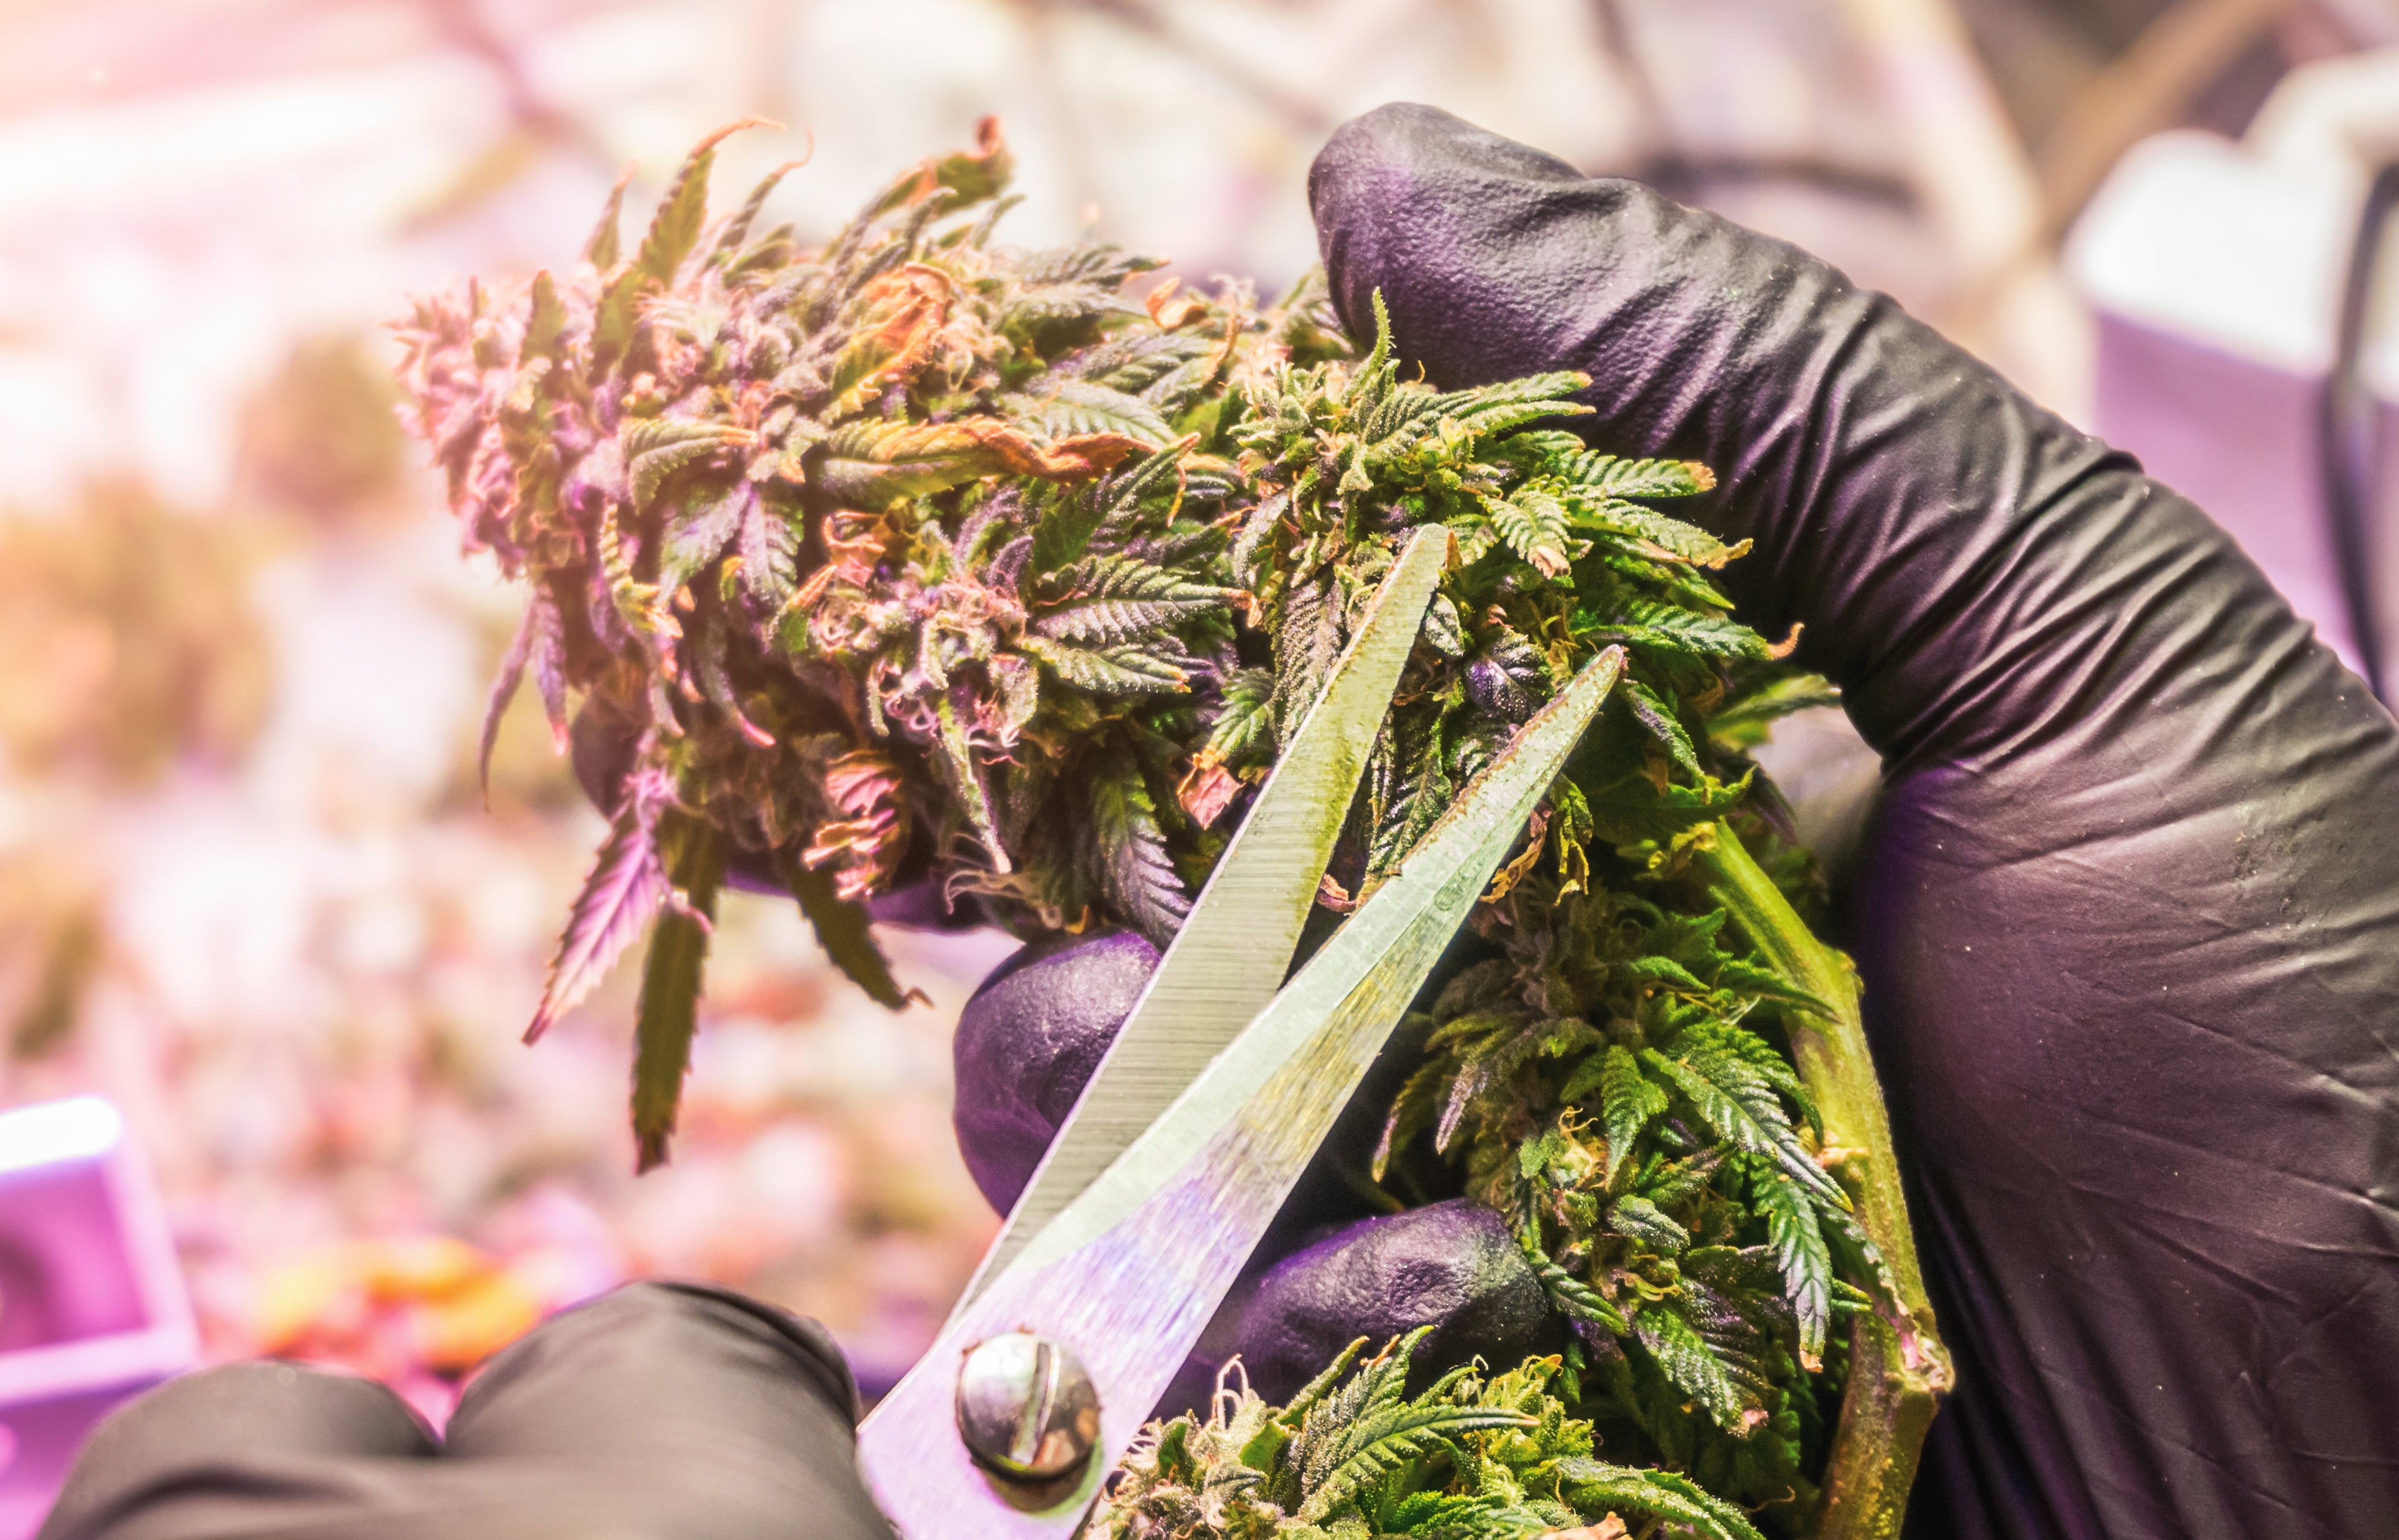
[2065,50,2399,691]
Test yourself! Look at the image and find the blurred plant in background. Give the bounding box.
[0,485,272,788]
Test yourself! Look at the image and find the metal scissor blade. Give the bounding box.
[949,526,1450,1316]
[858,646,1625,1540]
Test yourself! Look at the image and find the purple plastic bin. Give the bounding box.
[0,1098,195,1539]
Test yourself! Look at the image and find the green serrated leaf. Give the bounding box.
[1597,1045,1668,1185]
[631,815,724,1172]
[1562,452,1717,499]
[591,262,647,365]
[1517,1225,1628,1334]
[628,418,752,502]
[1481,483,1572,578]
[1571,495,1744,569]
[639,119,768,285]
[1745,1154,1834,1368]
[1552,1458,1768,1540]
[1712,955,1838,1025]
[1018,634,1191,696]
[1580,598,1780,661]
[1290,1330,1535,1522]
[775,846,914,1011]
[814,419,1003,506]
[1640,1045,1846,1212]
[1028,491,1109,576]
[1204,668,1275,768]
[1003,378,1173,446]
[1623,954,1714,996]
[933,692,1006,873]
[521,269,567,364]
[1032,554,1230,642]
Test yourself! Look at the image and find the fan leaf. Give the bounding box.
[527,768,673,1043]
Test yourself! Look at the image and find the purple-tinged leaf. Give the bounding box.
[658,482,751,594]
[528,587,569,751]
[735,490,799,613]
[528,766,673,1044]
[688,605,772,748]
[1092,745,1188,944]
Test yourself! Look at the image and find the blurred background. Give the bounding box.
[0,0,2395,1502]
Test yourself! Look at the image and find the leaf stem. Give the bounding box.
[1691,819,1951,1540]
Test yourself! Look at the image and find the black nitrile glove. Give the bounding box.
[39,1283,889,1540]
[1303,103,2399,1540]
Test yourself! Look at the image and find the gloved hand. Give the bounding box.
[38,1284,889,1540]
[951,931,1566,1414]
[1295,104,2399,1540]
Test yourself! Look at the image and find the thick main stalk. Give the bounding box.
[1692,821,1951,1540]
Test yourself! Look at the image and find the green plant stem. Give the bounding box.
[1692,819,1952,1540]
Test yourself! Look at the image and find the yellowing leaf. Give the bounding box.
[825,264,955,418]
[811,418,1147,506]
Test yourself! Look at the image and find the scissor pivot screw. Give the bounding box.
[955,1331,1101,1484]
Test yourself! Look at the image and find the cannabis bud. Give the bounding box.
[400,120,1938,1537]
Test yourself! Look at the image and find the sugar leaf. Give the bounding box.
[775,846,918,1011]
[639,118,776,286]
[1092,745,1189,944]
[528,768,673,1043]
[631,814,724,1171]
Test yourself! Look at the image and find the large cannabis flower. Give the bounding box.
[398,122,1942,1537]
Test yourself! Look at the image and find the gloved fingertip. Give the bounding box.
[1307,103,1607,387]
[445,1281,861,1460]
[41,1363,435,1540]
[952,929,1159,1214]
[1308,102,1577,224]
[1220,1200,1562,1405]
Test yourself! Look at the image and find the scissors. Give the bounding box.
[855,525,1625,1536]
